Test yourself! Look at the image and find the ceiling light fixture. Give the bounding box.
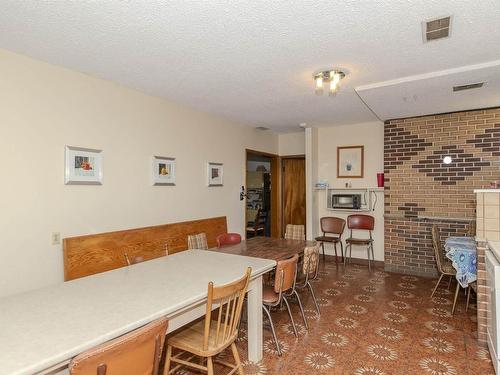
[314,69,346,96]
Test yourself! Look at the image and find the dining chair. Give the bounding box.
[246,209,266,238]
[430,225,457,299]
[187,233,208,250]
[69,318,168,375]
[124,253,144,265]
[466,281,477,312]
[345,215,375,270]
[164,268,251,375]
[262,254,304,356]
[315,217,345,263]
[296,244,321,315]
[216,233,242,247]
[284,224,305,240]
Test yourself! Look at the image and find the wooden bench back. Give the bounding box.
[63,216,228,281]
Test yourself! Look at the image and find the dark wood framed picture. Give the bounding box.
[337,145,364,178]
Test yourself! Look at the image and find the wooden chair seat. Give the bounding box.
[345,237,373,245]
[314,235,340,243]
[262,285,280,304]
[168,320,237,357]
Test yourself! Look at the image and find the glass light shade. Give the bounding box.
[315,75,324,95]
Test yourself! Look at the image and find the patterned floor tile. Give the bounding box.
[164,258,494,374]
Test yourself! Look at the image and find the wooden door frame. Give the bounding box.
[281,155,306,236]
[245,149,281,238]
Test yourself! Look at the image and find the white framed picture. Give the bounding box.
[207,162,223,186]
[64,146,103,185]
[152,156,176,186]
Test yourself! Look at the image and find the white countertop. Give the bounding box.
[489,241,500,262]
[475,189,500,193]
[0,250,275,375]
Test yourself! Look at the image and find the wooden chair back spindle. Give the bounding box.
[203,267,251,351]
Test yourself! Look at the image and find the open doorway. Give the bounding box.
[245,150,280,238]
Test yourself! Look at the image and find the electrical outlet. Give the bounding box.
[51,232,61,245]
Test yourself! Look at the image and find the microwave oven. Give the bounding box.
[331,194,362,209]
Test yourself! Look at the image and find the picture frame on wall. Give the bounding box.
[207,162,223,186]
[152,156,176,186]
[64,146,103,185]
[337,145,364,178]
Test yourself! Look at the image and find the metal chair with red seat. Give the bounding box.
[216,233,242,248]
[315,217,346,263]
[345,214,375,270]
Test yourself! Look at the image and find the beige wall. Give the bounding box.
[314,121,385,260]
[0,49,278,297]
[278,132,305,156]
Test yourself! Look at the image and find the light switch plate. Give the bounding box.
[51,232,61,245]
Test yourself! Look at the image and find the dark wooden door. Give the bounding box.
[282,158,306,233]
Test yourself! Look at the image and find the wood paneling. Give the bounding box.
[63,216,227,280]
[282,157,306,232]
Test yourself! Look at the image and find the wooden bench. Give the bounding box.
[63,216,227,281]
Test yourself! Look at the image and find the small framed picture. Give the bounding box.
[207,162,223,186]
[65,146,103,185]
[152,156,176,186]
[337,145,364,178]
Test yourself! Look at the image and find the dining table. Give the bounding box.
[445,236,477,288]
[0,250,275,375]
[215,236,317,262]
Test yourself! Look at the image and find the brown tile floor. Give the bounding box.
[169,260,494,374]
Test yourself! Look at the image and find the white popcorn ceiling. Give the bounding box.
[0,0,499,132]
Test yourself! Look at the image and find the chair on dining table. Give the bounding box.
[69,318,168,375]
[262,254,303,356]
[315,217,345,263]
[284,224,305,240]
[124,253,144,265]
[216,233,242,247]
[187,233,208,250]
[296,244,321,315]
[164,268,251,375]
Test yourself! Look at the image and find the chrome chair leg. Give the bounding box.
[447,275,453,289]
[293,290,308,330]
[367,246,371,271]
[466,286,472,312]
[307,281,320,315]
[334,241,338,263]
[283,296,298,337]
[321,242,326,262]
[340,241,344,263]
[371,243,375,268]
[451,282,460,315]
[431,274,444,298]
[262,305,281,356]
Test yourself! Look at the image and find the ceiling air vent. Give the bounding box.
[453,82,485,92]
[423,16,451,42]
[255,126,269,131]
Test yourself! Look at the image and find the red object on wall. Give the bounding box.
[377,173,384,187]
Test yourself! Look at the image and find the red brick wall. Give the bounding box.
[384,108,500,276]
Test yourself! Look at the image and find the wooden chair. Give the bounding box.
[124,253,144,265]
[345,215,375,270]
[284,224,305,240]
[315,217,345,263]
[164,268,251,375]
[216,233,242,248]
[296,244,321,315]
[187,233,208,250]
[69,318,168,375]
[246,209,266,238]
[262,254,301,356]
